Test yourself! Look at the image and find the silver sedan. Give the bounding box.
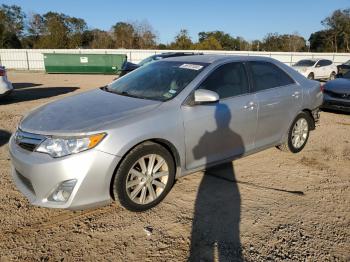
[9,55,323,211]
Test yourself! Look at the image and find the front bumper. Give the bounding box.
[9,135,120,210]
[0,89,12,98]
[0,79,13,96]
[321,94,350,112]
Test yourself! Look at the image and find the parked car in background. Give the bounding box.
[10,55,323,212]
[321,71,350,112]
[292,59,337,80]
[0,66,13,98]
[336,60,350,77]
[118,52,203,76]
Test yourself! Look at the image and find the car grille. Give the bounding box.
[324,90,350,100]
[14,130,46,152]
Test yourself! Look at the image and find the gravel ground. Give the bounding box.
[0,71,349,261]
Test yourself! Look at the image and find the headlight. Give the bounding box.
[36,133,106,158]
[301,68,308,72]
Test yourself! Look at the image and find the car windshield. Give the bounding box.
[294,60,316,67]
[343,60,350,66]
[343,71,350,79]
[106,61,208,101]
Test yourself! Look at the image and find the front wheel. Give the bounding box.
[112,142,175,212]
[277,112,311,153]
[307,73,314,80]
[329,72,336,80]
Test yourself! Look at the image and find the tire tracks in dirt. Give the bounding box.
[0,205,119,241]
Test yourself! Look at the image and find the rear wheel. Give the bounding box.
[307,73,314,80]
[112,142,175,212]
[277,112,311,153]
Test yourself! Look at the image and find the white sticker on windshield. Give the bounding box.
[168,89,177,94]
[179,64,203,70]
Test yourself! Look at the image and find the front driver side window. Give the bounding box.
[198,62,249,99]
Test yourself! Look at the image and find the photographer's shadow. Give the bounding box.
[189,103,244,261]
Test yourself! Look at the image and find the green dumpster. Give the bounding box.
[43,53,127,74]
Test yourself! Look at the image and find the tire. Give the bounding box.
[112,142,175,212]
[329,72,336,80]
[307,73,314,80]
[277,112,311,153]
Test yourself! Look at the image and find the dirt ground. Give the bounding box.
[0,71,349,262]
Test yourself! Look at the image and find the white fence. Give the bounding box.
[0,49,349,70]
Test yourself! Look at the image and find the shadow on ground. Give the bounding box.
[12,83,42,89]
[0,130,12,147]
[189,104,244,261]
[0,86,79,105]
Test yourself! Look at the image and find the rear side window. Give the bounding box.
[249,61,295,92]
[324,60,332,66]
[317,60,332,67]
[198,62,249,99]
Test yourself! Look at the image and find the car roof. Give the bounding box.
[155,52,202,58]
[163,54,276,64]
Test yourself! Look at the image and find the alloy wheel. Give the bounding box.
[126,154,169,205]
[291,118,309,149]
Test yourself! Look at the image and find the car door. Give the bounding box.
[181,62,258,171]
[317,60,329,78]
[247,61,302,149]
[324,60,334,78]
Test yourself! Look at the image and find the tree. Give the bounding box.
[170,29,193,49]
[0,4,25,48]
[309,30,334,52]
[34,12,69,48]
[132,20,157,49]
[112,22,135,48]
[198,31,236,50]
[322,9,350,52]
[195,36,222,50]
[251,40,262,51]
[67,17,87,48]
[89,29,114,48]
[0,4,25,35]
[262,33,306,52]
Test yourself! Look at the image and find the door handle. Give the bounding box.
[292,91,301,97]
[243,101,255,110]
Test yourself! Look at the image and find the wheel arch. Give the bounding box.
[109,138,181,200]
[301,108,316,130]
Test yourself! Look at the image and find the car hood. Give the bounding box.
[19,89,161,135]
[324,78,350,94]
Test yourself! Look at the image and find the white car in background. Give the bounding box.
[0,66,13,98]
[292,59,337,81]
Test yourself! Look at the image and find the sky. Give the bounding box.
[1,0,350,43]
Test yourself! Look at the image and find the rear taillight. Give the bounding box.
[0,70,5,77]
[320,83,325,92]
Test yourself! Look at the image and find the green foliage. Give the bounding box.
[318,8,350,52]
[0,4,25,48]
[170,29,193,49]
[195,36,223,50]
[0,4,348,52]
[309,30,334,52]
[262,33,306,52]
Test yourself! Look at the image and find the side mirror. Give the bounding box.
[194,89,219,104]
[316,64,321,68]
